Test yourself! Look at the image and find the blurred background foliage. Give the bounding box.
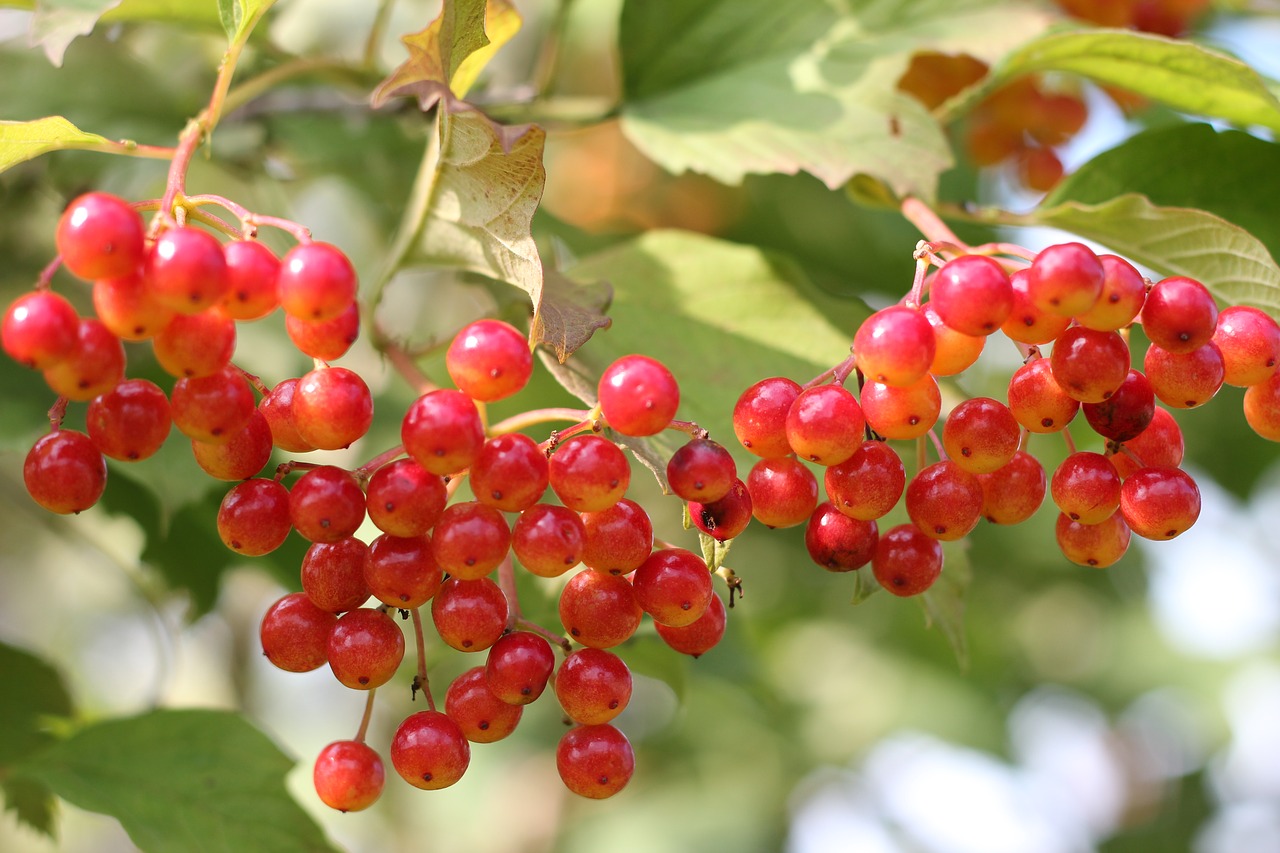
[2,1,1280,851]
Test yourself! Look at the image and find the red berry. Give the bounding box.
[512,503,587,578]
[1000,269,1072,345]
[1082,369,1155,442]
[1119,466,1201,540]
[390,710,470,790]
[654,591,727,657]
[221,239,281,321]
[1141,276,1218,354]
[42,318,125,402]
[1144,341,1225,409]
[1215,305,1280,388]
[277,241,357,322]
[1049,326,1130,403]
[804,502,878,571]
[598,354,680,436]
[301,538,371,613]
[365,458,447,537]
[86,378,171,461]
[446,319,533,402]
[446,667,523,743]
[905,460,983,541]
[825,440,905,521]
[402,389,485,476]
[285,303,359,362]
[1076,254,1146,332]
[468,433,549,512]
[3,290,79,368]
[313,740,383,813]
[859,374,941,440]
[556,724,634,799]
[1051,451,1122,524]
[191,409,273,481]
[930,255,1014,336]
[326,607,405,689]
[632,547,713,627]
[558,569,642,648]
[431,501,511,580]
[93,272,174,342]
[854,305,936,386]
[431,577,509,652]
[152,308,236,378]
[1008,357,1079,433]
[785,384,865,466]
[144,226,230,314]
[260,592,334,672]
[549,435,630,512]
[745,456,819,528]
[292,366,374,451]
[976,451,1046,525]
[56,192,145,281]
[1056,511,1131,568]
[666,438,737,503]
[580,498,653,575]
[217,479,292,556]
[289,466,366,543]
[733,377,802,458]
[170,366,255,444]
[688,478,752,541]
[941,397,1019,474]
[555,648,632,725]
[1027,242,1104,316]
[258,378,315,453]
[872,524,943,596]
[23,430,107,514]
[365,533,443,608]
[484,631,556,705]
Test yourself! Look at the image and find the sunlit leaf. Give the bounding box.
[13,710,336,853]
[29,0,120,66]
[619,0,1049,197]
[0,116,111,175]
[532,269,612,363]
[0,641,73,839]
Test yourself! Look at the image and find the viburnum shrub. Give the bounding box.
[2,0,1277,847]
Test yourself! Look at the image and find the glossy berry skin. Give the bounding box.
[1144,342,1225,409]
[580,498,653,575]
[733,376,802,458]
[824,440,905,521]
[1110,407,1184,478]
[260,592,335,672]
[859,375,941,440]
[1049,326,1130,403]
[1076,254,1146,332]
[152,308,237,378]
[853,305,936,386]
[93,272,174,342]
[977,451,1046,525]
[1051,451,1122,524]
[1120,467,1201,540]
[905,461,983,541]
[555,648,632,725]
[512,504,587,577]
[688,478,752,541]
[746,457,819,529]
[1214,305,1280,387]
[942,397,1019,474]
[365,534,442,608]
[872,524,943,597]
[924,302,985,376]
[1141,276,1218,354]
[785,384,865,466]
[485,631,556,705]
[42,318,125,402]
[469,433,549,512]
[1056,511,1131,568]
[277,241,357,322]
[326,607,405,689]
[402,390,485,476]
[56,192,145,281]
[930,255,1014,336]
[431,577,508,652]
[632,548,713,627]
[170,366,256,444]
[1008,358,1079,433]
[289,466,366,543]
[654,592,727,657]
[217,479,292,556]
[144,226,230,314]
[598,354,680,436]
[221,239,281,321]
[549,435,630,512]
[23,430,107,514]
[446,319,533,402]
[556,724,634,800]
[192,409,273,480]
[365,458,447,537]
[313,740,384,813]
[390,710,470,790]
[291,367,373,451]
[559,569,642,648]
[445,667,523,743]
[1001,269,1072,346]
[2,290,79,368]
[1082,369,1155,442]
[87,378,171,461]
[666,438,736,503]
[302,538,371,613]
[286,303,359,362]
[1027,242,1104,317]
[431,501,511,580]
[259,378,315,454]
[804,502,877,572]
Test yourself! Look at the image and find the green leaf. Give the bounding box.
[919,540,972,668]
[531,269,613,364]
[985,29,1280,131]
[1021,194,1280,314]
[0,116,111,176]
[13,709,336,853]
[0,641,73,839]
[619,0,1049,197]
[1046,123,1280,266]
[555,230,872,448]
[216,0,269,43]
[29,0,121,66]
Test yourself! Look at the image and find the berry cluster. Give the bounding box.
[724,239,1280,595]
[5,191,737,810]
[1056,0,1211,36]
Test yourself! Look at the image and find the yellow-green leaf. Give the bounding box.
[0,116,111,175]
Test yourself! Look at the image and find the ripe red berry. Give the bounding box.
[555,648,632,725]
[1110,406,1184,478]
[93,272,174,342]
[260,592,335,672]
[302,538,371,613]
[1119,466,1201,540]
[221,239,281,321]
[365,458,447,537]
[930,255,1014,336]
[1214,305,1280,387]
[86,378,171,461]
[217,479,292,556]
[326,607,405,689]
[285,303,359,362]
[654,591,727,657]
[666,438,737,504]
[558,569,642,648]
[402,389,485,476]
[1000,269,1072,345]
[446,667,523,743]
[1027,242,1104,316]
[785,384,865,466]
[56,192,145,281]
[1144,341,1225,409]
[292,366,374,450]
[860,374,942,440]
[825,440,905,521]
[42,318,125,402]
[1051,451,1122,524]
[733,376,802,458]
[853,305,936,386]
[390,710,470,790]
[804,502,878,572]
[313,740,384,813]
[365,534,443,608]
[1141,276,1218,354]
[277,241,357,322]
[3,290,79,368]
[924,301,985,376]
[191,409,273,481]
[258,378,315,454]
[556,724,634,800]
[484,631,556,705]
[144,226,230,314]
[745,456,819,528]
[431,577,509,652]
[976,451,1046,525]
[905,460,983,541]
[289,466,366,543]
[1082,369,1155,442]
[1075,254,1146,332]
[23,430,107,514]
[942,397,1019,474]
[431,501,511,580]
[512,503,587,577]
[152,308,236,378]
[580,498,653,575]
[632,548,713,627]
[445,318,533,402]
[688,477,753,541]
[468,433,549,512]
[872,524,943,596]
[1056,511,1131,568]
[598,354,680,436]
[549,435,630,512]
[170,366,255,444]
[1049,326,1130,403]
[1008,357,1079,433]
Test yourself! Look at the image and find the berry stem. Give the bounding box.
[273,460,324,482]
[237,367,271,397]
[354,445,406,482]
[185,194,313,243]
[915,435,928,474]
[515,617,573,654]
[354,687,377,744]
[409,608,436,712]
[1062,425,1078,455]
[497,554,520,631]
[488,407,593,436]
[46,397,68,431]
[35,255,62,290]
[906,254,930,308]
[382,339,441,397]
[664,419,710,440]
[901,197,963,246]
[714,565,743,606]
[927,429,947,461]
[540,415,602,454]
